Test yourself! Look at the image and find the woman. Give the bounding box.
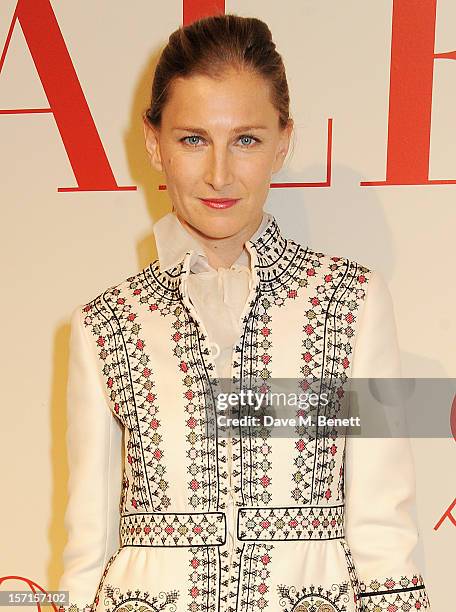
[59,14,431,612]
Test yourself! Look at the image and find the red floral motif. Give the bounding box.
[296,439,306,451]
[260,475,271,487]
[187,416,197,428]
[357,572,430,611]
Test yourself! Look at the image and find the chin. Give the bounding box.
[197,218,243,239]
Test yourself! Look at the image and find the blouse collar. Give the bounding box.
[153,210,274,274]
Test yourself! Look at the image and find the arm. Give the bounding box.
[58,305,122,611]
[344,270,431,610]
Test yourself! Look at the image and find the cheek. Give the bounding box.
[237,156,273,185]
[165,152,201,180]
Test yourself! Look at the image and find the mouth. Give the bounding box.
[199,198,240,209]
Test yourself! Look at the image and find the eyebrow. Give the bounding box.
[172,125,268,135]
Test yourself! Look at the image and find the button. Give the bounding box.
[230,264,248,272]
[209,342,220,358]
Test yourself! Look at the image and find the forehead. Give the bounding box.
[162,70,278,128]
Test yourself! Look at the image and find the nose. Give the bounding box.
[204,145,234,191]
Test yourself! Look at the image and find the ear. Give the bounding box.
[271,118,294,175]
[143,117,163,173]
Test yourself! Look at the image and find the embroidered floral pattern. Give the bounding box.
[107,287,172,511]
[293,258,371,507]
[239,544,275,611]
[223,219,302,514]
[135,262,222,512]
[58,604,92,612]
[101,585,179,612]
[216,543,247,611]
[238,505,345,541]
[119,511,226,546]
[81,297,169,513]
[277,582,351,611]
[357,573,430,611]
[188,545,218,612]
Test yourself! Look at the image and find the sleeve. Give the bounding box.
[58,305,123,612]
[344,271,432,611]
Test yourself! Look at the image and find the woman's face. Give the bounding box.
[143,68,293,240]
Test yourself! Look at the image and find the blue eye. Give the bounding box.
[182,135,202,146]
[239,135,256,146]
[180,134,260,147]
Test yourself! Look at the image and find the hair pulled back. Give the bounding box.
[143,13,291,131]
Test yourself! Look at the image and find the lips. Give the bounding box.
[199,198,240,209]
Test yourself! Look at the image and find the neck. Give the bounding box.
[176,213,263,270]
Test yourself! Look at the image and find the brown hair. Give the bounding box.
[143,13,292,132]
